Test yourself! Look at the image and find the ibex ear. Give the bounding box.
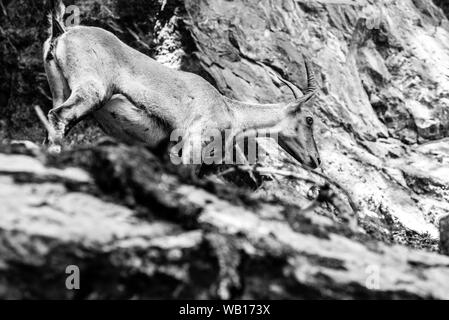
[287,91,317,115]
[300,91,316,105]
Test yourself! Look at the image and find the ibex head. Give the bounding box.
[279,57,321,169]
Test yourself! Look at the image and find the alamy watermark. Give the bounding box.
[62,5,80,27]
[365,264,381,290]
[65,265,80,290]
[169,128,280,165]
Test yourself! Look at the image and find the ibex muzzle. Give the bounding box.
[279,112,321,169]
[43,0,321,170]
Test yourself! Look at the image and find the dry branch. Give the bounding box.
[34,105,56,141]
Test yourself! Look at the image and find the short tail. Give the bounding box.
[47,0,66,39]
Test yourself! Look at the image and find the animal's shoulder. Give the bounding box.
[61,26,123,48]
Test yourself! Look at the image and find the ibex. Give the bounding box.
[43,0,321,169]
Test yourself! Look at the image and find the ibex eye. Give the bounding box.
[306,117,314,126]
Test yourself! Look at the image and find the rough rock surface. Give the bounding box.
[0,0,449,299]
[178,0,449,239]
[1,145,449,299]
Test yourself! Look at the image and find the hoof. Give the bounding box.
[307,185,320,200]
[11,140,40,151]
[10,140,41,156]
[48,144,62,154]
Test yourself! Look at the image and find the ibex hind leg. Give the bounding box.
[43,59,70,145]
[47,79,106,152]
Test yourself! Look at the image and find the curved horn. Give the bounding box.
[285,55,319,113]
[302,54,318,95]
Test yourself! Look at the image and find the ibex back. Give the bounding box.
[44,0,321,168]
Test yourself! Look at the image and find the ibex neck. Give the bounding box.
[227,99,287,131]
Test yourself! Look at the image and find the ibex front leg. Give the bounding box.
[47,80,106,153]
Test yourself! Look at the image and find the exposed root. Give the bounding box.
[218,164,357,228]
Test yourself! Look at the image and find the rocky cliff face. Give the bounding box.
[177,0,449,239]
[1,144,449,299]
[0,0,449,299]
